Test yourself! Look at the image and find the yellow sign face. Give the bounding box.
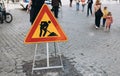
[32,13,60,38]
[24,4,67,43]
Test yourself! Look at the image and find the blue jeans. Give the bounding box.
[76,3,79,11]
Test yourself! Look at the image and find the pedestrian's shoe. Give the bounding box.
[95,26,98,29]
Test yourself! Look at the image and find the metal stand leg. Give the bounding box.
[32,44,38,74]
[54,42,57,57]
[32,43,64,74]
[46,43,49,67]
[56,43,64,71]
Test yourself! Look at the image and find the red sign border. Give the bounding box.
[24,4,67,44]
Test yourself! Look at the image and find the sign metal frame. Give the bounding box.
[32,43,64,74]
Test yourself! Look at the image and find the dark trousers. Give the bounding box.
[102,18,106,27]
[87,4,92,16]
[30,8,36,24]
[95,15,101,27]
[0,12,3,23]
[76,3,80,11]
[0,11,6,23]
[30,7,41,24]
[70,0,73,7]
[30,4,43,24]
[53,6,59,18]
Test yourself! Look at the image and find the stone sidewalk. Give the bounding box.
[59,2,120,76]
[0,1,120,76]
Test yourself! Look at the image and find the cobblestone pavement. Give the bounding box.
[0,1,120,76]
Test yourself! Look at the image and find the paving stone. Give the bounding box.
[17,73,26,76]
[44,72,59,76]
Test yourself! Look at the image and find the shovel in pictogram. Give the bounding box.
[47,30,58,36]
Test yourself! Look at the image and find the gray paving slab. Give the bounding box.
[58,1,120,76]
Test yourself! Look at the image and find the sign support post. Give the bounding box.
[46,42,49,67]
[54,42,57,57]
[32,44,38,74]
[31,43,64,75]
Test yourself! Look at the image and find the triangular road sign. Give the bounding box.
[24,4,67,44]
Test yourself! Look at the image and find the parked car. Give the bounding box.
[45,0,51,5]
[20,0,51,10]
[20,0,29,10]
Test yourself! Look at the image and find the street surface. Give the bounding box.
[0,0,120,76]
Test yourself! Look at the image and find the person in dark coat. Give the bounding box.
[94,2,103,29]
[87,0,93,17]
[51,0,62,18]
[27,0,45,24]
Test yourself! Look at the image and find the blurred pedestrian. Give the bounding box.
[87,0,93,16]
[51,0,62,18]
[102,6,109,27]
[69,0,73,7]
[105,12,113,31]
[27,0,45,24]
[94,2,103,29]
[81,0,86,12]
[95,0,100,4]
[75,0,80,11]
[7,0,9,3]
[12,0,14,3]
[0,1,6,23]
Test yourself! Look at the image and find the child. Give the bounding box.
[105,12,113,31]
[102,6,109,27]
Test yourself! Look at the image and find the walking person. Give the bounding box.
[27,0,45,24]
[94,2,103,29]
[87,0,93,16]
[7,0,9,3]
[69,0,73,7]
[0,1,6,23]
[75,0,80,11]
[102,6,109,27]
[12,0,14,3]
[81,0,86,12]
[105,12,113,31]
[51,0,62,18]
[95,0,100,4]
